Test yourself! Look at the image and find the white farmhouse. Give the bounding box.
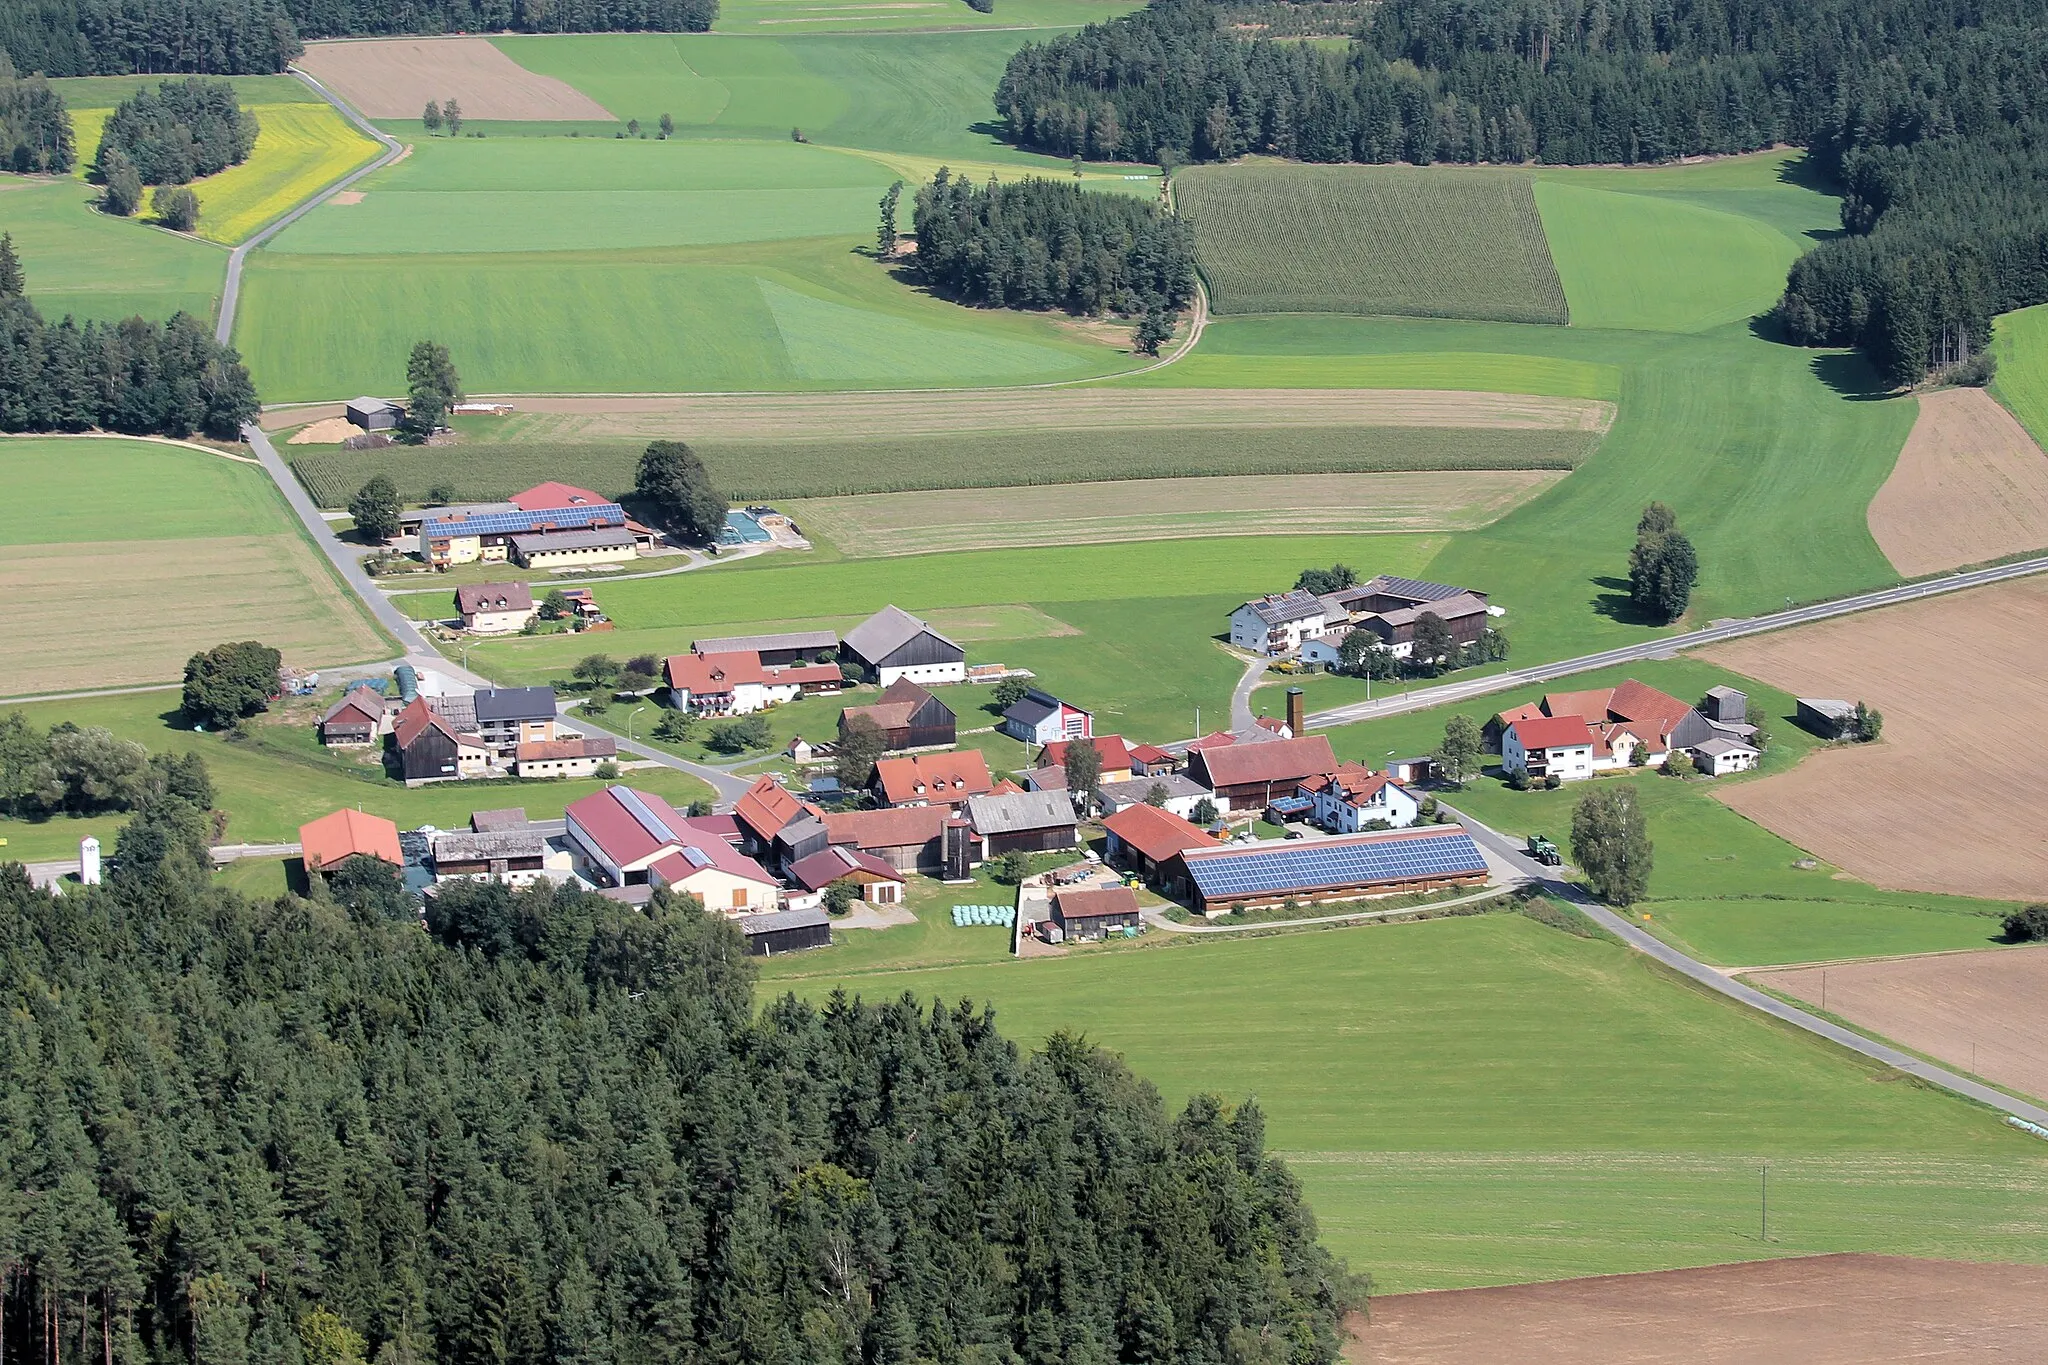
[1228,590,1327,657]
[1299,766,1422,831]
[1502,715,1597,782]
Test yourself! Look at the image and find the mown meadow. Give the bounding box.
[1992,301,2048,448]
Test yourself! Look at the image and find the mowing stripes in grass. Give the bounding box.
[1113,351,1621,399]
[1992,302,2048,449]
[289,425,1600,505]
[1176,164,1568,323]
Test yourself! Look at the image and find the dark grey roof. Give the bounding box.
[510,527,636,553]
[692,629,838,655]
[740,907,832,935]
[843,605,961,663]
[347,396,403,414]
[776,814,829,848]
[1362,575,1470,604]
[1240,590,1324,626]
[967,788,1076,835]
[432,829,547,862]
[470,807,529,832]
[1691,736,1758,757]
[1100,773,1207,804]
[426,695,477,731]
[1003,689,1060,727]
[473,686,558,723]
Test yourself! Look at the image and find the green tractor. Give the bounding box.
[1526,834,1563,867]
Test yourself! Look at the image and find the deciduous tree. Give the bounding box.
[1433,713,1482,787]
[349,475,402,542]
[422,100,442,133]
[1570,784,1654,905]
[1063,737,1102,810]
[1294,564,1356,595]
[837,715,887,789]
[633,439,727,544]
[181,640,281,729]
[399,340,460,442]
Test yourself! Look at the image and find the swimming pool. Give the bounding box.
[721,509,772,545]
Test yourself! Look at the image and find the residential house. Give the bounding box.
[841,605,966,686]
[1096,773,1211,820]
[823,804,961,875]
[1228,590,1326,657]
[872,751,993,808]
[514,735,615,779]
[1501,715,1596,782]
[430,828,547,885]
[1185,734,1340,812]
[664,650,842,715]
[1128,743,1179,776]
[318,685,387,746]
[455,582,536,634]
[787,845,905,905]
[1102,803,1213,893]
[472,687,558,758]
[298,808,402,873]
[1172,826,1489,917]
[393,698,489,785]
[738,907,833,956]
[564,785,780,913]
[965,789,1078,856]
[839,678,956,751]
[1297,630,1356,672]
[1052,887,1142,941]
[1299,766,1421,832]
[1001,688,1092,744]
[692,629,839,667]
[1038,735,1131,783]
[1490,679,1722,774]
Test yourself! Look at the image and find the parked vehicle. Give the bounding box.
[1527,834,1563,866]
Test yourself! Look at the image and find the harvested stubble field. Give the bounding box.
[297,37,614,120]
[782,471,1566,556]
[1750,949,2048,1107]
[1175,164,1569,324]
[1867,387,2048,576]
[293,427,1595,505]
[1700,576,2048,901]
[1349,1254,2048,1364]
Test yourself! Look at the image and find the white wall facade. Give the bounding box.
[877,660,967,687]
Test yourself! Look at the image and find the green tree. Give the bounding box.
[1338,630,1397,679]
[1132,306,1173,356]
[1433,713,1482,788]
[634,439,728,544]
[837,714,887,789]
[1854,701,1884,742]
[627,117,641,137]
[145,749,214,809]
[1062,737,1102,810]
[1570,784,1654,906]
[150,184,198,230]
[991,850,1031,885]
[541,588,573,620]
[2003,905,2048,942]
[300,1306,368,1365]
[1627,503,1698,624]
[617,666,658,695]
[181,640,281,729]
[822,878,861,916]
[991,676,1030,710]
[1191,796,1218,825]
[0,710,50,815]
[426,480,456,504]
[38,725,148,812]
[654,710,696,743]
[572,654,620,687]
[349,475,402,542]
[325,854,412,922]
[1663,747,1697,778]
[444,98,462,135]
[399,340,460,442]
[1143,782,1170,808]
[659,112,675,137]
[0,232,23,296]
[422,100,442,134]
[99,147,142,215]
[1294,564,1356,595]
[1411,612,1458,673]
[877,179,903,257]
[707,713,772,755]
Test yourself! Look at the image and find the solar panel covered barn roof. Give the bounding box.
[422,503,626,539]
[1182,828,1487,900]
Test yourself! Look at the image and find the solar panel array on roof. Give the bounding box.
[1186,831,1486,899]
[614,787,678,846]
[681,846,712,868]
[422,504,625,540]
[1374,576,1466,603]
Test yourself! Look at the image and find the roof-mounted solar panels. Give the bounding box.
[614,787,679,846]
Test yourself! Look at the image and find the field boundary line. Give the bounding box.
[0,431,259,464]
[1731,943,2045,975]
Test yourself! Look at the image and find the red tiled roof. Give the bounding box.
[1128,743,1176,765]
[1540,689,1614,725]
[1102,803,1213,863]
[988,778,1025,795]
[733,776,813,843]
[874,750,993,805]
[823,804,950,851]
[1510,715,1595,750]
[516,736,616,762]
[1055,886,1141,921]
[1607,679,1693,726]
[647,838,779,890]
[1040,735,1133,772]
[1185,730,1240,752]
[1300,764,1404,805]
[788,845,904,891]
[1493,701,1547,730]
[666,650,772,693]
[394,696,469,749]
[567,785,777,884]
[299,808,401,868]
[509,481,604,511]
[1192,735,1338,789]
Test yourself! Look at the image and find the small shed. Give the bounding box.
[739,907,833,956]
[1795,698,1857,739]
[345,396,404,431]
[1702,686,1748,725]
[1052,886,1142,941]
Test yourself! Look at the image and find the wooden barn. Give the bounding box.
[839,678,956,751]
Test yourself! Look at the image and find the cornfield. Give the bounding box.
[1177,164,1570,324]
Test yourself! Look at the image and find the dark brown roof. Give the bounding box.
[1192,734,1338,789]
[823,804,950,851]
[1055,887,1141,921]
[455,581,534,614]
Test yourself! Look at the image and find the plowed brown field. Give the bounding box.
[297,38,613,121]
[1348,1254,2048,1363]
[1869,388,2048,576]
[1700,577,2048,900]
[1750,948,2048,1104]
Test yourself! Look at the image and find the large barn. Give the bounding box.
[841,605,966,686]
[1172,825,1488,916]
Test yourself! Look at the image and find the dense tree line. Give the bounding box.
[0,297,260,438]
[912,168,1196,318]
[0,0,714,77]
[995,0,2048,383]
[0,848,1357,1365]
[0,52,72,171]
[0,711,213,817]
[95,76,258,183]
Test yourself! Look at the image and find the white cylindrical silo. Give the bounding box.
[80,836,102,886]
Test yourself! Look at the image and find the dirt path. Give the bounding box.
[1869,387,2048,575]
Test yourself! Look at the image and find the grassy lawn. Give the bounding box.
[758,866,1024,980]
[1112,349,1622,398]
[0,689,714,862]
[1992,302,2048,448]
[49,74,322,107]
[711,0,1144,33]
[1177,163,1568,323]
[772,911,2048,1290]
[0,176,224,324]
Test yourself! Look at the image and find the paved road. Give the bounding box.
[1305,553,2048,731]
[1443,801,2048,1131]
[1227,652,1266,731]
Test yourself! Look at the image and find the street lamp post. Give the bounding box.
[627,703,648,745]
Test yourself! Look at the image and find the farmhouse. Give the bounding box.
[1002,688,1093,744]
[513,735,615,779]
[472,687,558,757]
[429,827,547,885]
[318,684,387,746]
[420,501,631,568]
[787,845,905,905]
[691,629,839,667]
[1492,679,1757,776]
[1501,715,1596,782]
[841,605,966,686]
[664,650,842,715]
[823,804,971,875]
[738,907,833,956]
[509,481,604,511]
[1314,576,1495,659]
[393,697,490,785]
[1039,734,1131,782]
[455,582,535,634]
[1102,802,1213,892]
[1097,772,1211,819]
[298,808,401,873]
[872,750,992,808]
[966,788,1078,856]
[1052,886,1142,941]
[345,396,403,431]
[509,526,638,569]
[1186,734,1339,811]
[1229,590,1327,657]
[839,678,956,751]
[1300,766,1421,831]
[564,785,780,913]
[1173,825,1489,917]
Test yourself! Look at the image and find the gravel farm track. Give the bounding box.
[1867,387,2048,576]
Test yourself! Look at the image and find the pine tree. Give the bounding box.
[0,234,22,296]
[877,180,903,258]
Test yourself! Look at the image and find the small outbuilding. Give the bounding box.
[739,906,833,956]
[345,396,404,431]
[1052,886,1142,941]
[1796,698,1858,739]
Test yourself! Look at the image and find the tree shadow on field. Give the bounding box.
[1590,575,1666,627]
[1809,351,1898,403]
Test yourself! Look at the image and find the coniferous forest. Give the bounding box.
[995,0,2048,384]
[0,849,1357,1365]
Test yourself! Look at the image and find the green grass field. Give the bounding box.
[1992,302,2048,448]
[1177,163,1569,323]
[0,177,224,323]
[1113,349,1621,398]
[0,690,714,862]
[289,424,1594,505]
[712,0,1141,32]
[762,913,2048,1290]
[49,74,321,108]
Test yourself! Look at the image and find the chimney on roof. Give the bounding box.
[1286,687,1305,739]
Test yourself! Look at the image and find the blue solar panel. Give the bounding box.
[1187,831,1486,899]
[423,504,625,539]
